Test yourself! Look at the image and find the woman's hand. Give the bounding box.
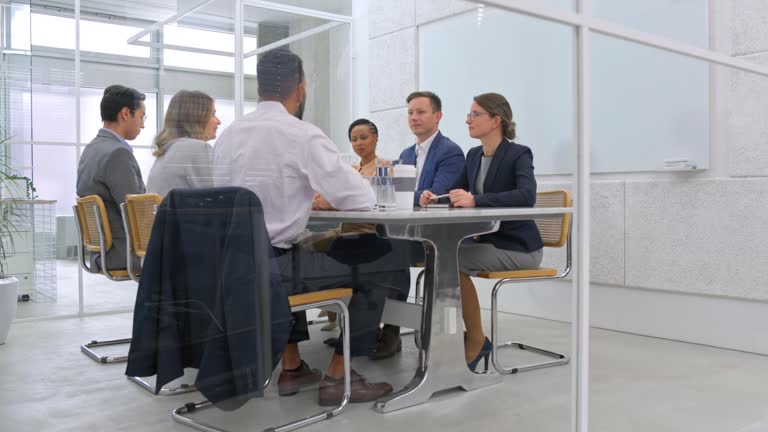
[312,194,336,210]
[419,190,437,207]
[449,189,475,208]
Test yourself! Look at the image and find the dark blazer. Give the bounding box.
[399,131,465,205]
[125,187,291,410]
[76,129,145,270]
[449,139,543,253]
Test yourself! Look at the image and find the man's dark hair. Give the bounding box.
[257,49,305,101]
[100,85,145,122]
[406,91,442,113]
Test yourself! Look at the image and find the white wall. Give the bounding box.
[365,0,768,354]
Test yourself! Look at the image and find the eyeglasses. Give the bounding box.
[131,110,147,121]
[466,111,493,121]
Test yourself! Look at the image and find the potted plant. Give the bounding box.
[0,133,22,344]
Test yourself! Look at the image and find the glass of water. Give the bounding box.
[375,166,396,211]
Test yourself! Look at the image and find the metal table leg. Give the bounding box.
[374,221,503,413]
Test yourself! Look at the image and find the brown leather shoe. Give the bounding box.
[368,324,402,360]
[318,369,394,406]
[277,361,322,396]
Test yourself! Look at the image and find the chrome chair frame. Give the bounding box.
[412,190,573,374]
[74,202,132,363]
[172,298,352,432]
[489,227,571,374]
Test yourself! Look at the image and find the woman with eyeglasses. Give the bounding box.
[420,93,544,372]
[146,90,221,197]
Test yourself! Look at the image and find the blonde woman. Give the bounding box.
[146,90,221,197]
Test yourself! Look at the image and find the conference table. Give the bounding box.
[309,206,572,413]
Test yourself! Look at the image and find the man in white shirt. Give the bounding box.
[214,49,410,406]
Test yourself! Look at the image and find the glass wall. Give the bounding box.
[242,2,352,146]
[1,0,352,319]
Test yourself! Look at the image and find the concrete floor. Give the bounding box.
[1,311,767,432]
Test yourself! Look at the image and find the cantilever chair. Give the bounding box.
[74,195,133,363]
[412,190,572,374]
[173,288,353,432]
[477,189,572,374]
[119,193,197,396]
[121,193,162,282]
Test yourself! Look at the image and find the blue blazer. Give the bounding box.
[399,131,465,205]
[450,139,544,253]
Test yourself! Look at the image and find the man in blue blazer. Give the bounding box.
[398,91,465,206]
[368,91,466,360]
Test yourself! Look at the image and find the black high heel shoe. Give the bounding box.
[467,337,493,372]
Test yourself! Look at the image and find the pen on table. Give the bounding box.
[429,193,450,201]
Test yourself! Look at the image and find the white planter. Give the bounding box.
[0,277,19,345]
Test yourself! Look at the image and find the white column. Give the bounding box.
[572,0,591,431]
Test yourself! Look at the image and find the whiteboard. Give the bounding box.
[418,1,709,174]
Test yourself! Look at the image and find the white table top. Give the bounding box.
[310,206,571,224]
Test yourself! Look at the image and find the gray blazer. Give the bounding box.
[76,129,146,270]
[146,137,214,198]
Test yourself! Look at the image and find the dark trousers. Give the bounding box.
[272,234,411,357]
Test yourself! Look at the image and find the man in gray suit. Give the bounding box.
[76,85,147,271]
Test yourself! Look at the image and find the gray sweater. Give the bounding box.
[146,137,214,198]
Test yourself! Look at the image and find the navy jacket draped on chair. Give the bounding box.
[125,187,291,410]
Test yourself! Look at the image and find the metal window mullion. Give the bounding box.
[243,21,344,59]
[242,0,353,24]
[1,8,10,157]
[1,4,9,50]
[23,48,158,69]
[132,40,234,57]
[75,0,84,317]
[234,0,243,119]
[126,0,218,45]
[155,27,164,131]
[348,16,355,120]
[573,1,590,432]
